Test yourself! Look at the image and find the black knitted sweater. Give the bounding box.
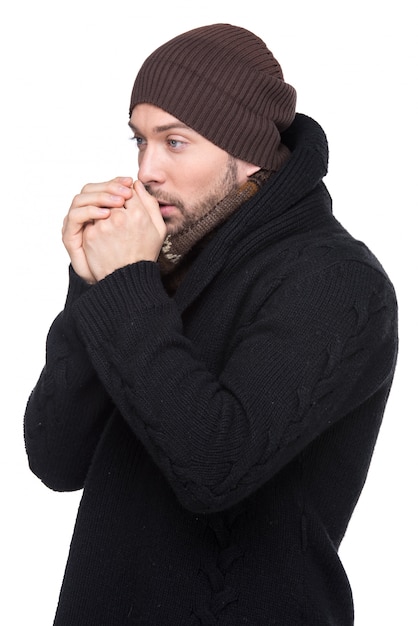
[24,114,398,625]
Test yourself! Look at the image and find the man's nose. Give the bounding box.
[137,146,164,185]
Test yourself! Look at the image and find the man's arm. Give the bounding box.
[70,258,398,514]
[24,175,166,490]
[24,268,115,491]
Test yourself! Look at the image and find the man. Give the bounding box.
[24,23,398,625]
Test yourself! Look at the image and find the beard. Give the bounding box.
[146,155,240,235]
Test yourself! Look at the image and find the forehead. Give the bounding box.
[129,103,193,134]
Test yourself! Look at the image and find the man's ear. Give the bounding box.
[236,159,261,181]
[246,164,261,177]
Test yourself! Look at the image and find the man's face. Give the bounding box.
[129,103,259,235]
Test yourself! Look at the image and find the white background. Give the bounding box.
[1,1,416,624]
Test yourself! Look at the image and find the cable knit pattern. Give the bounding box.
[24,114,398,625]
[192,511,245,623]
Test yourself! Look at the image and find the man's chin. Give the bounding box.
[164,212,197,236]
[164,220,184,237]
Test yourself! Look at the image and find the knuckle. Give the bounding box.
[72,193,83,206]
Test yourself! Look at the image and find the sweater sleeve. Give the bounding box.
[69,258,398,513]
[24,266,114,491]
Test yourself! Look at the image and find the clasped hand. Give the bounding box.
[62,177,167,284]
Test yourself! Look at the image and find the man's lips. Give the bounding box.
[158,202,177,218]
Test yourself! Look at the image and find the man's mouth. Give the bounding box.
[158,202,177,219]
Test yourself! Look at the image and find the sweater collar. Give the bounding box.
[173,113,331,309]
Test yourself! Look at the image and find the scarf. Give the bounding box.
[158,168,273,294]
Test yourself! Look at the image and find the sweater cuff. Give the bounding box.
[65,265,93,307]
[60,265,92,334]
[72,261,175,348]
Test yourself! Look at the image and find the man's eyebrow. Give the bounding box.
[128,121,192,134]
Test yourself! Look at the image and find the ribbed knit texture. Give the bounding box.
[24,114,398,625]
[130,24,297,169]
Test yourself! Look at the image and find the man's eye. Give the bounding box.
[168,139,184,149]
[130,136,144,148]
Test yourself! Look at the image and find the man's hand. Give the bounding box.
[82,179,167,283]
[62,177,134,283]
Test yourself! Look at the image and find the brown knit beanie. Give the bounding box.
[129,24,297,170]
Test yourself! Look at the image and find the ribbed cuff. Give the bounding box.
[71,261,175,349]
